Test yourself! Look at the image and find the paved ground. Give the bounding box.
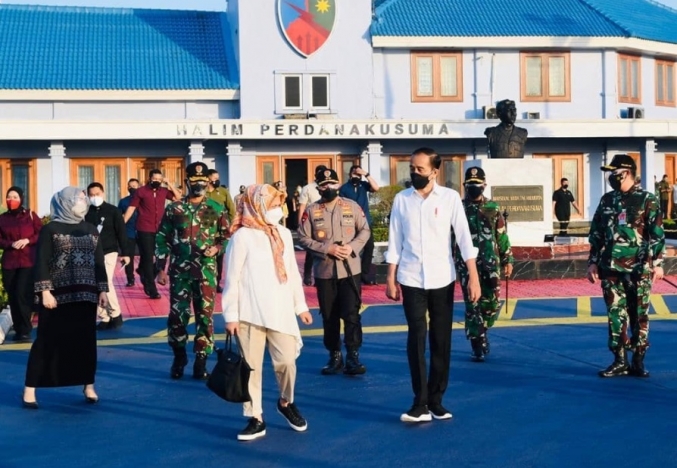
[3,255,677,467]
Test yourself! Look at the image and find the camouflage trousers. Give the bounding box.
[167,265,217,355]
[460,270,501,339]
[601,271,652,353]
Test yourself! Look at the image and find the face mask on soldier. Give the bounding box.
[608,171,627,191]
[465,184,484,199]
[188,181,208,197]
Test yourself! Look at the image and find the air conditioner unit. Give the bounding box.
[482,106,498,119]
[283,113,306,119]
[628,107,644,119]
[527,112,541,119]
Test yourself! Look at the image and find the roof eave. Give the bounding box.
[0,89,240,101]
[371,35,677,55]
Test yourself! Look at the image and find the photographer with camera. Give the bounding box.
[298,168,370,376]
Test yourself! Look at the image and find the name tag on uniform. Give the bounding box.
[618,209,627,226]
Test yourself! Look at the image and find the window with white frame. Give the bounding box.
[311,75,329,109]
[283,75,302,109]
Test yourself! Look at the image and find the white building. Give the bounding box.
[2,0,677,217]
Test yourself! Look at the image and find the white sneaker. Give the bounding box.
[400,405,432,423]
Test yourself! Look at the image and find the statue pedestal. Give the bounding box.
[464,159,553,246]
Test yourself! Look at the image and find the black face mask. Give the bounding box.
[562,184,569,189]
[351,177,361,186]
[211,180,220,189]
[128,188,137,196]
[608,172,626,191]
[410,172,432,190]
[466,185,484,199]
[150,181,161,189]
[320,188,338,202]
[189,182,207,197]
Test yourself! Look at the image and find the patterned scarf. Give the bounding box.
[230,184,288,283]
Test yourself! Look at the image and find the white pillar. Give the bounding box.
[188,140,205,164]
[641,139,657,192]
[364,141,383,186]
[602,50,618,119]
[49,142,67,191]
[227,141,250,191]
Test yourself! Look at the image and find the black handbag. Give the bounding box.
[206,334,253,403]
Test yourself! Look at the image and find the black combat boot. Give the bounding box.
[321,351,344,375]
[598,348,629,378]
[193,353,210,380]
[170,348,188,379]
[343,350,366,375]
[482,333,490,355]
[470,338,485,362]
[630,350,650,378]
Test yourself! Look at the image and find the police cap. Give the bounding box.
[315,168,340,186]
[186,162,209,181]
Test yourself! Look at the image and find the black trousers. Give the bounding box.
[361,231,375,279]
[303,249,313,280]
[216,252,224,287]
[315,275,362,352]
[124,237,137,282]
[661,199,669,219]
[401,282,455,407]
[136,231,159,296]
[3,267,34,336]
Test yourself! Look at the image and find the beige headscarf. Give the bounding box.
[230,184,288,283]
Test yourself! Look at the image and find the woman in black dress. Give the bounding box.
[22,187,109,409]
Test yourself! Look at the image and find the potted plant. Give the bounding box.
[369,185,404,263]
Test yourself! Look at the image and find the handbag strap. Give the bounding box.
[225,333,246,359]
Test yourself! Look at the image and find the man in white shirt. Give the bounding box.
[297,165,327,285]
[386,148,481,424]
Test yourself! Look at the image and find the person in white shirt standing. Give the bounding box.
[223,184,313,442]
[297,165,327,285]
[386,148,481,424]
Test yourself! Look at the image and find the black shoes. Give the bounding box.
[193,353,210,380]
[630,351,650,378]
[238,418,266,441]
[321,351,344,375]
[276,400,308,432]
[97,316,123,331]
[344,350,366,375]
[96,321,111,331]
[126,279,135,287]
[12,333,32,343]
[599,348,629,378]
[22,399,38,410]
[429,403,453,420]
[400,405,432,423]
[170,348,189,379]
[361,274,376,286]
[470,337,485,362]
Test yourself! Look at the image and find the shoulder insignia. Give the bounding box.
[302,212,309,223]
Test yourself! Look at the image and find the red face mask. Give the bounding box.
[6,199,20,210]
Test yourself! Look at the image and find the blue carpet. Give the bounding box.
[2,322,677,467]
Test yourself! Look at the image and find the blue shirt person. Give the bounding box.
[117,178,140,286]
[338,165,380,285]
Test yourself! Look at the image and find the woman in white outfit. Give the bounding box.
[223,184,313,442]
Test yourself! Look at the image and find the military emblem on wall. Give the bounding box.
[277,0,336,58]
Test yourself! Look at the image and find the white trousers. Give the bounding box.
[238,321,298,418]
[97,252,121,321]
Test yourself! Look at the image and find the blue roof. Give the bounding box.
[372,0,677,45]
[0,4,239,90]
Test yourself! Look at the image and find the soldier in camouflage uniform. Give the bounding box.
[156,162,230,380]
[455,167,513,362]
[588,154,664,378]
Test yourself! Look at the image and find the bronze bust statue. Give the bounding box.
[484,99,528,159]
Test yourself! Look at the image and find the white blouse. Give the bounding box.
[222,225,309,355]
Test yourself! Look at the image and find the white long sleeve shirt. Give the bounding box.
[222,225,308,355]
[385,184,478,290]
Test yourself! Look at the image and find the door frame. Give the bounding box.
[256,154,338,186]
[534,153,585,220]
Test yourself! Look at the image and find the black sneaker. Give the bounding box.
[277,400,308,432]
[237,418,266,441]
[400,405,432,423]
[96,321,112,331]
[429,403,453,420]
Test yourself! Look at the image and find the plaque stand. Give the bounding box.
[464,159,553,246]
